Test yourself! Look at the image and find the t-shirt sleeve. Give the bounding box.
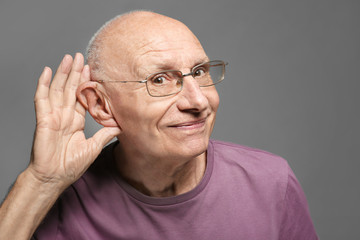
[279,164,319,240]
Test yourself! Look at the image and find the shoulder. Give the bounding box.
[209,139,289,175]
[208,140,319,238]
[209,139,291,200]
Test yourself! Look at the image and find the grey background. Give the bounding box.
[0,0,359,239]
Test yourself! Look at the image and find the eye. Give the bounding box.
[193,67,207,78]
[152,76,166,85]
[150,72,173,85]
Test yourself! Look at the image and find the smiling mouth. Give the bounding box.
[169,118,207,130]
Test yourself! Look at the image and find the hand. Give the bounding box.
[28,53,120,190]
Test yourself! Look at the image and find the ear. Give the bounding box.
[76,81,119,127]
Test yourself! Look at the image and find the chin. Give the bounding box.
[158,122,213,160]
[170,135,210,160]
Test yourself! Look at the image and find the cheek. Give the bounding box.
[206,87,220,113]
[109,92,173,134]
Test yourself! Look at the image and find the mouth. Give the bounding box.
[169,118,207,130]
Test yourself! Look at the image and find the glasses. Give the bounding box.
[93,60,227,97]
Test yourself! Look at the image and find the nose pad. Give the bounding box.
[176,79,182,88]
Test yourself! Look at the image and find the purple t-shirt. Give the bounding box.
[34,140,318,239]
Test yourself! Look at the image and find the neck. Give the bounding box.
[113,143,207,197]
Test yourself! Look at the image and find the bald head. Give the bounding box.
[78,11,218,164]
[86,10,205,81]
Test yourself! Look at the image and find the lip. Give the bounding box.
[169,118,207,130]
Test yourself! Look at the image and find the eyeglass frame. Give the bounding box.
[91,60,228,97]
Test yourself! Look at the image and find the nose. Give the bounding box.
[176,75,209,113]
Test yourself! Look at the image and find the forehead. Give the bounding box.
[134,38,208,75]
[102,15,208,79]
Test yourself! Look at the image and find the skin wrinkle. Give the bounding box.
[131,40,205,81]
[87,11,219,197]
[101,14,201,79]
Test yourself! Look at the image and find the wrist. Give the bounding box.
[20,168,67,197]
[0,169,65,239]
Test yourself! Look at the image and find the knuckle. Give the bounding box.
[34,97,47,104]
[50,87,65,94]
[67,82,79,91]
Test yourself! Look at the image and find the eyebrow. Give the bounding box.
[145,57,210,74]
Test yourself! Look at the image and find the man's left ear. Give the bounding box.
[76,81,119,128]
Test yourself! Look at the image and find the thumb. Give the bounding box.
[90,127,121,151]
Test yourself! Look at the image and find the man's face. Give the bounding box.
[101,18,219,161]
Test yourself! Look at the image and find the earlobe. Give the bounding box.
[76,82,119,128]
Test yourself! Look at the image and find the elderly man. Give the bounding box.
[0,11,318,239]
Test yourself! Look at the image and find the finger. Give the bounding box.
[80,64,90,84]
[63,53,85,107]
[34,67,52,116]
[74,101,86,119]
[90,127,121,153]
[49,54,73,108]
[74,65,90,116]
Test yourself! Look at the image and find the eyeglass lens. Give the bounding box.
[146,61,225,97]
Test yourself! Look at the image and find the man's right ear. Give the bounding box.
[76,81,119,128]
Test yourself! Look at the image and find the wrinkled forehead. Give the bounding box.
[133,37,208,76]
[101,15,208,79]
